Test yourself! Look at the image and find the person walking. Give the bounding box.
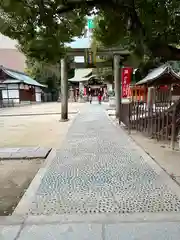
[89,94,92,104]
[98,93,102,104]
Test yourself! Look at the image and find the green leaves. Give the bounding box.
[1,0,180,64]
[0,0,86,64]
[93,11,128,48]
[92,0,180,61]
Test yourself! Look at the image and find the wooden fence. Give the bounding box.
[121,87,180,149]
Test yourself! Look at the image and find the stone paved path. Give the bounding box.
[27,104,180,216]
[2,104,180,239]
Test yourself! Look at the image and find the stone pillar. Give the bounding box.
[114,55,121,120]
[60,57,68,121]
[147,87,155,110]
[69,86,74,102]
[79,82,84,92]
[78,82,84,102]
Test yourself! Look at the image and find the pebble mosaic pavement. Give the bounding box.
[28,104,180,215]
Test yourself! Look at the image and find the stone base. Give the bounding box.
[78,98,85,103]
[68,99,75,103]
[109,97,116,107]
[59,118,69,122]
[110,105,116,108]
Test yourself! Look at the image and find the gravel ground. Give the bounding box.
[0,102,85,148]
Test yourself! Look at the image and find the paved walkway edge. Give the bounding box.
[1,212,180,226]
[105,110,180,201]
[13,149,56,216]
[23,212,180,225]
[12,109,81,216]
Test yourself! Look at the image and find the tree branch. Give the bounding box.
[56,0,100,14]
[149,42,180,61]
[56,0,180,61]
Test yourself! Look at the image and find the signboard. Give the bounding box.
[87,19,94,29]
[84,49,96,65]
[121,67,132,98]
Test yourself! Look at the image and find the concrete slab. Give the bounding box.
[0,225,21,240]
[105,222,180,239]
[0,147,51,160]
[17,147,39,152]
[24,212,180,225]
[0,216,26,226]
[18,149,50,159]
[0,148,20,153]
[18,224,102,240]
[0,152,12,159]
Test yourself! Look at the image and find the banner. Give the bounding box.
[84,87,87,96]
[121,67,132,98]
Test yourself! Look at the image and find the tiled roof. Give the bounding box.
[0,66,46,88]
[69,68,93,82]
[136,64,180,85]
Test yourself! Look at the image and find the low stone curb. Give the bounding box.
[12,108,82,216]
[0,111,78,117]
[2,212,180,226]
[12,149,57,215]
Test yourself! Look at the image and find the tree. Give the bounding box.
[169,61,180,73]
[37,0,180,61]
[91,0,180,62]
[25,59,59,88]
[25,56,75,93]
[1,0,180,63]
[0,0,86,63]
[25,58,60,100]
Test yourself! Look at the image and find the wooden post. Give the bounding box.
[60,57,68,121]
[147,87,155,135]
[171,106,176,149]
[128,101,131,134]
[114,55,121,122]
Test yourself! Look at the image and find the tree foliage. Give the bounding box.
[25,59,60,89]
[25,56,75,90]
[0,0,86,63]
[1,0,180,65]
[92,0,180,61]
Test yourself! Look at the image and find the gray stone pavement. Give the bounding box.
[28,104,180,215]
[2,221,180,239]
[2,103,180,239]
